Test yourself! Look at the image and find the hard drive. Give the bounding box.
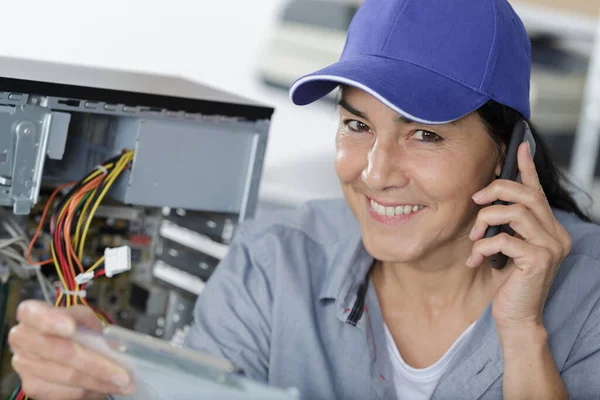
[73,325,300,400]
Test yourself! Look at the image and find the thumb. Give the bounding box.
[16,300,103,338]
[64,305,105,332]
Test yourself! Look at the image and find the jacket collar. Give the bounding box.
[431,303,504,399]
[318,216,373,303]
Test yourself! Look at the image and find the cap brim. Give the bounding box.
[289,55,490,125]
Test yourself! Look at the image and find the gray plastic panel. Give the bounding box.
[112,118,261,214]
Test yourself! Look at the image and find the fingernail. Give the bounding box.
[54,319,75,337]
[113,372,130,387]
[469,225,478,240]
[526,142,533,160]
[472,191,484,202]
[466,256,473,267]
[120,383,135,395]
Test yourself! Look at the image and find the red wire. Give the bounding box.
[55,211,78,305]
[96,308,115,325]
[26,181,76,266]
[55,213,73,288]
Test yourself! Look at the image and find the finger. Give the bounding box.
[16,300,76,337]
[472,179,555,234]
[517,141,540,190]
[8,324,132,388]
[12,353,134,396]
[470,204,562,255]
[467,232,553,272]
[16,301,102,338]
[20,376,96,400]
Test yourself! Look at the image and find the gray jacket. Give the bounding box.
[185,199,600,399]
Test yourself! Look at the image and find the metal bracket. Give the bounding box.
[0,105,69,214]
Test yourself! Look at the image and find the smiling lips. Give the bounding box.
[369,198,424,217]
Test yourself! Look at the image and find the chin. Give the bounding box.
[361,233,424,263]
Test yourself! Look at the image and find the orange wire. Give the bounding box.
[61,191,85,281]
[26,181,77,266]
[64,175,104,274]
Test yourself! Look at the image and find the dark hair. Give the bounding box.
[476,100,591,222]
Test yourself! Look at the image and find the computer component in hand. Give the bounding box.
[74,325,301,400]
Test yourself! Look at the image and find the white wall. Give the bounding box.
[0,0,344,207]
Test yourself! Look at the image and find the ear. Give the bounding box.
[494,161,502,178]
[494,142,506,178]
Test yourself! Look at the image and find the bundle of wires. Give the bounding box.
[10,149,134,400]
[0,208,54,303]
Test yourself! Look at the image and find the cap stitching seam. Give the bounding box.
[480,0,499,91]
[363,53,487,95]
[381,0,412,51]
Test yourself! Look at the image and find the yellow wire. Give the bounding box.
[50,238,68,302]
[54,292,63,308]
[94,312,108,325]
[59,165,113,304]
[50,154,132,313]
[74,189,97,252]
[76,153,131,309]
[77,161,123,258]
[51,163,110,309]
[72,161,116,252]
[79,151,133,259]
[85,256,105,273]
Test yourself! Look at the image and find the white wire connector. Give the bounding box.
[95,164,109,175]
[104,245,131,278]
[61,287,87,298]
[75,271,95,285]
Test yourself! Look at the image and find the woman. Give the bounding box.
[8,0,600,399]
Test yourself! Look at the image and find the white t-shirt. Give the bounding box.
[383,322,476,400]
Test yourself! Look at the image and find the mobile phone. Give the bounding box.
[483,120,536,269]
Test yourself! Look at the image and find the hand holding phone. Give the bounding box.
[483,120,536,269]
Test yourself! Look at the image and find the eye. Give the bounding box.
[343,119,371,133]
[413,129,442,142]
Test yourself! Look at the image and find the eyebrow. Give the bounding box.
[337,97,459,126]
[337,97,416,125]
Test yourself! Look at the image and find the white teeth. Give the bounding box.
[370,200,423,216]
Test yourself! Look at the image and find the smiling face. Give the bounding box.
[336,87,501,264]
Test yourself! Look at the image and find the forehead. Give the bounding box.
[338,86,475,128]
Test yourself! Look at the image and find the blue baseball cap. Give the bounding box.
[289,0,531,124]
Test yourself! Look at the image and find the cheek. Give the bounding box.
[411,151,488,203]
[334,145,366,184]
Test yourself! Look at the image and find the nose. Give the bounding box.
[361,139,409,191]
